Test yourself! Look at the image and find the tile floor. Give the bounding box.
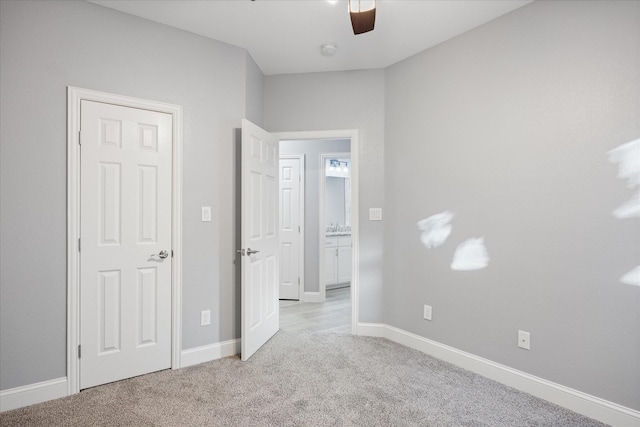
[279,286,351,334]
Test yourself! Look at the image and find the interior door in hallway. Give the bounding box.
[279,155,303,300]
[240,119,280,361]
[80,100,172,389]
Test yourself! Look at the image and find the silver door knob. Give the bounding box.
[151,250,169,259]
[246,248,260,255]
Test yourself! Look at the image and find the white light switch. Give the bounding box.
[369,208,383,221]
[423,304,432,321]
[201,206,211,222]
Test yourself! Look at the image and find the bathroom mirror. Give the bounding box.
[325,158,351,230]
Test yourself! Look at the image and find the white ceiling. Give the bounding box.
[89,0,532,76]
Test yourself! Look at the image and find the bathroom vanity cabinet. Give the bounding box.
[325,235,352,287]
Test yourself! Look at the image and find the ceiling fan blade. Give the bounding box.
[350,7,376,35]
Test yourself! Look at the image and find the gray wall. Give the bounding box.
[383,0,639,410]
[245,53,264,128]
[0,0,262,390]
[280,140,350,293]
[265,70,386,322]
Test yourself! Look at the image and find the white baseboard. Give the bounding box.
[180,339,240,368]
[0,377,68,413]
[301,291,323,303]
[357,322,640,427]
[1,339,240,412]
[357,322,387,337]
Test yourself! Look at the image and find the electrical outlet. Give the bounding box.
[201,206,211,222]
[518,330,530,350]
[423,304,432,321]
[201,310,211,326]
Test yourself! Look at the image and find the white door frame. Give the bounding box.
[319,151,350,299]
[66,87,183,395]
[274,130,359,335]
[279,154,305,301]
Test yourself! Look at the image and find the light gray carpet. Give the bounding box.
[1,331,607,426]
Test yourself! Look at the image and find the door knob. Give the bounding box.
[246,248,260,255]
[151,250,169,259]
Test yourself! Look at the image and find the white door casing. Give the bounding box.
[79,100,172,389]
[279,155,304,300]
[67,86,183,396]
[241,119,280,361]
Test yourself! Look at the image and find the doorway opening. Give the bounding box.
[275,130,359,335]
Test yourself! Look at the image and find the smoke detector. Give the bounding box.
[320,43,337,57]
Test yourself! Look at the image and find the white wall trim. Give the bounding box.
[356,322,387,337]
[357,323,640,427]
[301,291,323,303]
[181,339,240,368]
[274,130,360,335]
[1,339,238,412]
[67,87,183,395]
[0,377,68,413]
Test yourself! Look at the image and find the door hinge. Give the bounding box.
[78,345,81,359]
[78,238,81,252]
[172,250,174,258]
[78,130,82,145]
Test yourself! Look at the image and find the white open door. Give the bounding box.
[240,119,279,361]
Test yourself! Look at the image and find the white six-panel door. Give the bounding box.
[241,119,279,361]
[279,156,303,300]
[80,100,172,389]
